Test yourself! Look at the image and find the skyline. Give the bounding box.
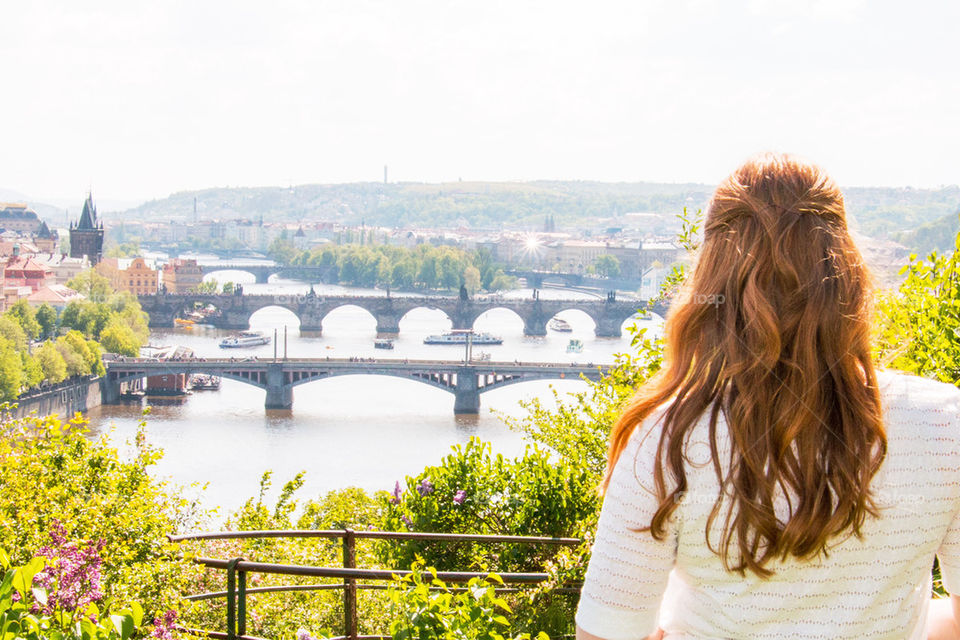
[3,0,959,205]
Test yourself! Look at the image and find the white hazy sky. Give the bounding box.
[2,0,958,203]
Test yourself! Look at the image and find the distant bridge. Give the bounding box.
[197,262,332,284]
[138,293,663,337]
[103,357,610,413]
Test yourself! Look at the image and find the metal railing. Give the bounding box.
[170,529,582,640]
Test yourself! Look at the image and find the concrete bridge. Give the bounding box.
[138,293,664,337]
[103,357,610,413]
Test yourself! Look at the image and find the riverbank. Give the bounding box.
[9,375,102,419]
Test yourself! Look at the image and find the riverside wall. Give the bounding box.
[7,376,102,420]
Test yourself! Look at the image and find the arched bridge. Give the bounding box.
[138,293,664,338]
[103,357,611,413]
[197,262,334,284]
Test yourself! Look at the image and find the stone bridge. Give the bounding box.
[198,262,336,284]
[138,293,665,337]
[103,357,610,413]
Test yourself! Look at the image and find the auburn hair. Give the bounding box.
[605,153,886,577]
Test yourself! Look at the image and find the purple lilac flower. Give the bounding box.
[151,610,178,639]
[296,629,318,640]
[389,481,402,504]
[417,479,434,496]
[400,515,413,527]
[34,521,105,614]
[453,489,467,505]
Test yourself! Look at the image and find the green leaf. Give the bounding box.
[111,613,135,640]
[127,602,143,627]
[0,551,9,571]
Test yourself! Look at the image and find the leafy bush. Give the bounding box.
[0,407,206,626]
[380,439,597,574]
[385,562,548,640]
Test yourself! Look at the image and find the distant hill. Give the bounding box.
[892,210,960,256]
[112,181,960,237]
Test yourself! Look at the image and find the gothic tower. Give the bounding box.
[69,193,104,264]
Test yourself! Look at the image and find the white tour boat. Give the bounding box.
[423,332,503,345]
[219,331,271,348]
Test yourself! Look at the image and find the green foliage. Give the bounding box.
[0,409,206,622]
[275,243,518,293]
[591,254,620,278]
[35,305,57,341]
[0,550,147,640]
[875,238,960,383]
[6,302,41,341]
[381,439,597,573]
[105,242,141,259]
[35,343,67,385]
[194,281,218,294]
[0,340,21,402]
[386,562,548,640]
[0,318,28,353]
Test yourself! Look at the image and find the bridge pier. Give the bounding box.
[101,376,123,404]
[453,369,480,414]
[265,365,293,409]
[523,315,548,336]
[375,312,401,334]
[595,313,623,338]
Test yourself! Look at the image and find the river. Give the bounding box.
[86,273,663,516]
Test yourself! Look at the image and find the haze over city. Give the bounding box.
[3,0,958,205]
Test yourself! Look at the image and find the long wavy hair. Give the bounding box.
[605,153,886,577]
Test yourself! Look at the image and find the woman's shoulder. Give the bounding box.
[877,368,960,412]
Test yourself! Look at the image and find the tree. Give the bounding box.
[20,352,44,388]
[593,254,621,278]
[6,300,41,340]
[36,303,57,339]
[221,281,235,295]
[0,338,22,400]
[0,316,28,352]
[99,320,140,357]
[35,341,67,384]
[463,266,481,295]
[68,269,112,303]
[195,280,219,294]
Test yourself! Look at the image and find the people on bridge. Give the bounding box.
[576,153,960,639]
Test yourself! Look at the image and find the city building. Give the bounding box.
[4,247,52,292]
[34,221,58,253]
[33,254,90,285]
[97,257,159,296]
[69,194,104,265]
[161,258,204,293]
[27,284,82,309]
[0,203,43,234]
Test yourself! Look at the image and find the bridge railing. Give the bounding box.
[170,529,582,640]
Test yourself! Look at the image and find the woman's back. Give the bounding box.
[577,369,960,638]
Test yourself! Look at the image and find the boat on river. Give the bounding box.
[566,338,584,353]
[374,338,395,350]
[423,332,503,345]
[548,318,572,332]
[219,331,271,348]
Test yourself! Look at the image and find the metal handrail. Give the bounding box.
[171,528,582,640]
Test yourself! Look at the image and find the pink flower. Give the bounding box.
[389,481,402,504]
[453,490,467,505]
[417,479,434,496]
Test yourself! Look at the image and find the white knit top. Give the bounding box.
[576,370,960,639]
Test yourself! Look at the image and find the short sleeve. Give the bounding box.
[575,413,676,640]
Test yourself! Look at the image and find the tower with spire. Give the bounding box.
[69,193,104,264]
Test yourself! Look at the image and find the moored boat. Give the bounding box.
[374,338,395,349]
[219,331,271,348]
[548,318,573,332]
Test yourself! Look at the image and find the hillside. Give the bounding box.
[892,210,960,255]
[109,181,960,237]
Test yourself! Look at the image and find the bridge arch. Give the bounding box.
[469,306,525,335]
[545,309,596,333]
[319,304,378,335]
[248,305,302,331]
[202,269,259,287]
[397,306,453,332]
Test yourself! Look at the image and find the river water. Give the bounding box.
[86,273,663,517]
